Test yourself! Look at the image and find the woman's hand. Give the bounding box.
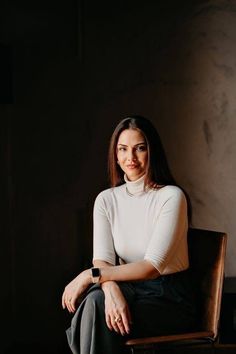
[62,269,91,313]
[102,281,132,336]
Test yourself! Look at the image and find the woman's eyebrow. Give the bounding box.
[117,142,146,146]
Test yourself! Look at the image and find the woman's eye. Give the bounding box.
[118,147,126,151]
[136,145,146,152]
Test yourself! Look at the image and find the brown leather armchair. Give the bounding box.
[125,228,227,353]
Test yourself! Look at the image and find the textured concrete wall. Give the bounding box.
[154,0,236,276]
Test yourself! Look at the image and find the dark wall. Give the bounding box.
[0,44,13,103]
[0,1,90,353]
[1,1,205,353]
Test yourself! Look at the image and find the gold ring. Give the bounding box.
[115,316,122,323]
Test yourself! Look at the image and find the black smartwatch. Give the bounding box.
[91,267,101,283]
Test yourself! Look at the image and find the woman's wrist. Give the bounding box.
[82,269,93,286]
[101,280,117,293]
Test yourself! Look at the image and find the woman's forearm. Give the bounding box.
[93,259,160,283]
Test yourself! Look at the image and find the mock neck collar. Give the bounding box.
[124,174,146,196]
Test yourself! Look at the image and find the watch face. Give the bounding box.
[92,268,100,277]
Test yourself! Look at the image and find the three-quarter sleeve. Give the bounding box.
[144,188,188,274]
[92,192,116,265]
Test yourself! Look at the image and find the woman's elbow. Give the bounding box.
[144,260,161,279]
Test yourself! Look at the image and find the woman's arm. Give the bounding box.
[95,259,160,283]
[92,260,160,335]
[62,260,159,309]
[62,260,159,334]
[93,260,133,335]
[62,260,160,312]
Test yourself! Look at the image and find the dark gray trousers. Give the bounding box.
[66,271,197,354]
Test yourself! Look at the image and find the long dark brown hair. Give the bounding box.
[108,115,192,221]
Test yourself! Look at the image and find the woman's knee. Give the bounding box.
[84,288,105,312]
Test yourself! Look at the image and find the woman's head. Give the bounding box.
[116,128,148,182]
[108,115,176,188]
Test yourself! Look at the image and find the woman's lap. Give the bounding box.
[118,274,197,338]
[67,271,197,353]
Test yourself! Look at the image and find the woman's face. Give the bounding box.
[116,129,148,181]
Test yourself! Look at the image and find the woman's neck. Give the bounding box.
[124,174,146,196]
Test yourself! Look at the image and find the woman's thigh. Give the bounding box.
[127,274,197,339]
[130,296,195,338]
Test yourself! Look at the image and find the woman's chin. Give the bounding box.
[126,172,144,181]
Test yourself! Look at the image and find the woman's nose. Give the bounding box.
[127,150,136,161]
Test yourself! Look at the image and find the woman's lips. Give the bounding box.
[126,164,138,169]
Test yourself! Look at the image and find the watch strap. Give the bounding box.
[91,267,101,283]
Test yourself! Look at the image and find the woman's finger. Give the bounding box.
[121,311,130,334]
[70,297,76,312]
[111,313,126,336]
[65,294,74,313]
[62,291,66,309]
[68,298,75,313]
[116,319,126,335]
[110,316,120,333]
[105,314,112,331]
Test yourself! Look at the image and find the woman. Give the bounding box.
[62,116,196,354]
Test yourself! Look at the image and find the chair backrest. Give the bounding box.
[188,228,227,339]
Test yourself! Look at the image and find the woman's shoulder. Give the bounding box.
[95,184,125,203]
[158,184,184,195]
[156,185,186,202]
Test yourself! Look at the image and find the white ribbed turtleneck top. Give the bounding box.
[93,175,189,275]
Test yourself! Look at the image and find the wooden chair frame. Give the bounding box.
[125,228,227,353]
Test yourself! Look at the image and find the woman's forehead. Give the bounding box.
[117,129,146,144]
